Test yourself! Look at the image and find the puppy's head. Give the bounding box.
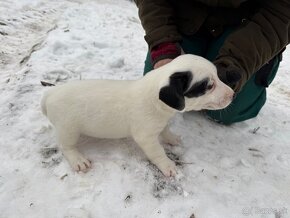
[158,54,234,112]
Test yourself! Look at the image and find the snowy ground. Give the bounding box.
[0,0,290,218]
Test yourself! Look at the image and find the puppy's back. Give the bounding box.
[41,79,137,138]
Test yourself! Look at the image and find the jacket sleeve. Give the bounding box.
[215,0,290,89]
[134,0,182,50]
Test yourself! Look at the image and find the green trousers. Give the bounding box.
[143,29,280,125]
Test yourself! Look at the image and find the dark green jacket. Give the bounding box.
[134,0,290,88]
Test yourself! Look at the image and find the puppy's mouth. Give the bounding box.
[204,105,217,110]
[209,92,234,110]
[204,104,223,110]
[204,101,232,110]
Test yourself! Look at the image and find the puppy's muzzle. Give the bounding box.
[218,90,235,108]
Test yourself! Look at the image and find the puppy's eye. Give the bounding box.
[207,82,214,90]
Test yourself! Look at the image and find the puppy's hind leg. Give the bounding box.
[56,126,91,172]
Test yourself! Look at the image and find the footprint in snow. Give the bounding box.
[108,58,125,68]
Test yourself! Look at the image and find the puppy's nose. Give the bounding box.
[230,93,235,101]
[226,91,235,103]
[232,93,237,100]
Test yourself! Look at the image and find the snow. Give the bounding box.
[0,0,289,218]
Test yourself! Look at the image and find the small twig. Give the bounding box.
[251,127,260,134]
[248,148,260,152]
[41,81,55,86]
[174,160,194,165]
[60,174,68,180]
[125,195,131,201]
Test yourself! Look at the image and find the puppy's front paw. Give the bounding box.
[157,158,177,177]
[63,149,92,173]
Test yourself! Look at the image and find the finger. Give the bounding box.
[154,59,173,69]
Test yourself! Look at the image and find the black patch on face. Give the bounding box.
[184,77,210,98]
[159,71,193,111]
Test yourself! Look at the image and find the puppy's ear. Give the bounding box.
[159,71,192,111]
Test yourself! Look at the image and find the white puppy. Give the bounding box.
[41,54,234,176]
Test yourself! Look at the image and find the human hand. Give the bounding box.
[151,42,181,69]
[154,58,173,69]
[215,63,243,91]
